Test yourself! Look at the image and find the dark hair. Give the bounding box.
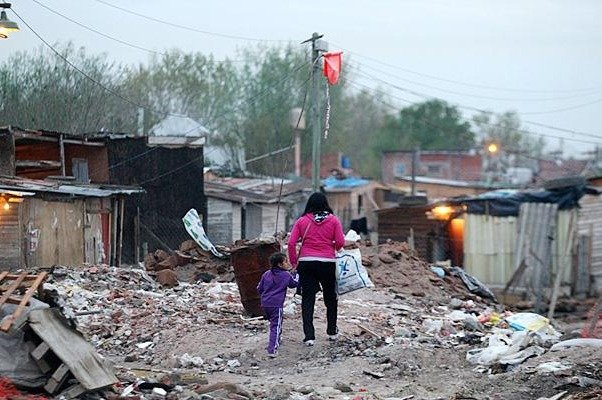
[269,252,286,269]
[303,192,333,215]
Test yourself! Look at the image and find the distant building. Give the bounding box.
[381,150,483,185]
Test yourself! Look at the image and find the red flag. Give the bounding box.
[323,51,343,85]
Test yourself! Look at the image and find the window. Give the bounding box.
[72,158,89,183]
[426,164,442,175]
[394,163,406,177]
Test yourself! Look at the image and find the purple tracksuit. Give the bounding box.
[257,267,299,354]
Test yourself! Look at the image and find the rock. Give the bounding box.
[196,272,217,283]
[378,254,396,264]
[227,359,241,368]
[267,384,293,400]
[334,382,353,393]
[157,269,179,287]
[124,354,139,362]
[145,253,158,271]
[174,250,194,266]
[180,240,199,253]
[449,298,464,309]
[157,255,179,270]
[179,353,204,368]
[152,387,167,397]
[296,385,314,395]
[155,249,170,262]
[363,370,385,379]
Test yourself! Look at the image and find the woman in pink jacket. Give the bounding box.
[288,192,345,346]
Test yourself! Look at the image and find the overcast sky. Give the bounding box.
[2,0,601,157]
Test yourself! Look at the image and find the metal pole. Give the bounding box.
[310,32,321,192]
[411,148,418,196]
[294,129,301,177]
[59,134,66,176]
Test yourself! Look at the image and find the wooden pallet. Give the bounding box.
[0,271,47,332]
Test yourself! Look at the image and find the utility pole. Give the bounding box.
[303,32,326,192]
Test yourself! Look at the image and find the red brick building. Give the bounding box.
[381,150,483,184]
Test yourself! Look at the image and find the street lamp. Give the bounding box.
[0,4,20,39]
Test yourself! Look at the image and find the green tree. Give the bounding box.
[472,110,545,157]
[0,43,130,133]
[371,99,475,158]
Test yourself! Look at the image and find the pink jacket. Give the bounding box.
[287,212,345,267]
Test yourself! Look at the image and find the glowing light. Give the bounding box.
[2,202,8,211]
[432,205,453,220]
[487,143,499,154]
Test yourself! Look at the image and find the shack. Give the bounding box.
[323,175,382,235]
[205,176,308,244]
[452,186,596,295]
[0,176,142,270]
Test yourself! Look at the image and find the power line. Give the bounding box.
[30,0,245,63]
[520,97,602,115]
[352,60,601,102]
[355,68,602,118]
[334,42,602,95]
[10,8,188,120]
[351,69,602,141]
[346,79,602,146]
[11,7,308,125]
[91,0,295,43]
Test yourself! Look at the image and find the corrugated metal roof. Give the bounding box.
[0,177,144,198]
[205,177,309,204]
[322,176,370,189]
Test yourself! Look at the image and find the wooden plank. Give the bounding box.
[0,271,8,283]
[58,384,86,400]
[0,272,47,332]
[28,308,118,391]
[0,271,26,308]
[44,363,71,394]
[31,342,53,374]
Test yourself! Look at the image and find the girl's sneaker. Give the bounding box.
[304,339,315,347]
[268,351,278,358]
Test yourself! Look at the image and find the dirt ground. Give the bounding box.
[116,288,600,400]
[39,240,602,400]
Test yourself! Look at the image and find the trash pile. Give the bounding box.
[0,272,118,399]
[359,240,495,303]
[144,239,234,286]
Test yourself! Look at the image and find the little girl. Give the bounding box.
[256,252,299,357]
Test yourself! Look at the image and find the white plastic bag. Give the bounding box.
[182,208,224,258]
[335,247,374,295]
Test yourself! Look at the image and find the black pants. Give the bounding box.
[297,260,338,341]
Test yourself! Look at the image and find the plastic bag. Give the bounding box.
[335,248,374,295]
[182,209,224,258]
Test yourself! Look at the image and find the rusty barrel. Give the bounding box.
[231,240,280,316]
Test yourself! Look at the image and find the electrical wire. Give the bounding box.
[346,79,602,146]
[274,75,310,235]
[30,0,245,63]
[333,42,602,94]
[352,60,601,102]
[350,68,602,141]
[354,68,602,119]
[10,8,190,120]
[91,0,295,43]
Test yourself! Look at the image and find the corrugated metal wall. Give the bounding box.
[464,207,575,287]
[579,194,602,292]
[464,214,517,285]
[0,202,21,270]
[207,197,234,245]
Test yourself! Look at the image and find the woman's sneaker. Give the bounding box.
[268,352,278,358]
[328,328,339,341]
[304,339,315,347]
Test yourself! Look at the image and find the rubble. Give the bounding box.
[1,237,600,399]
